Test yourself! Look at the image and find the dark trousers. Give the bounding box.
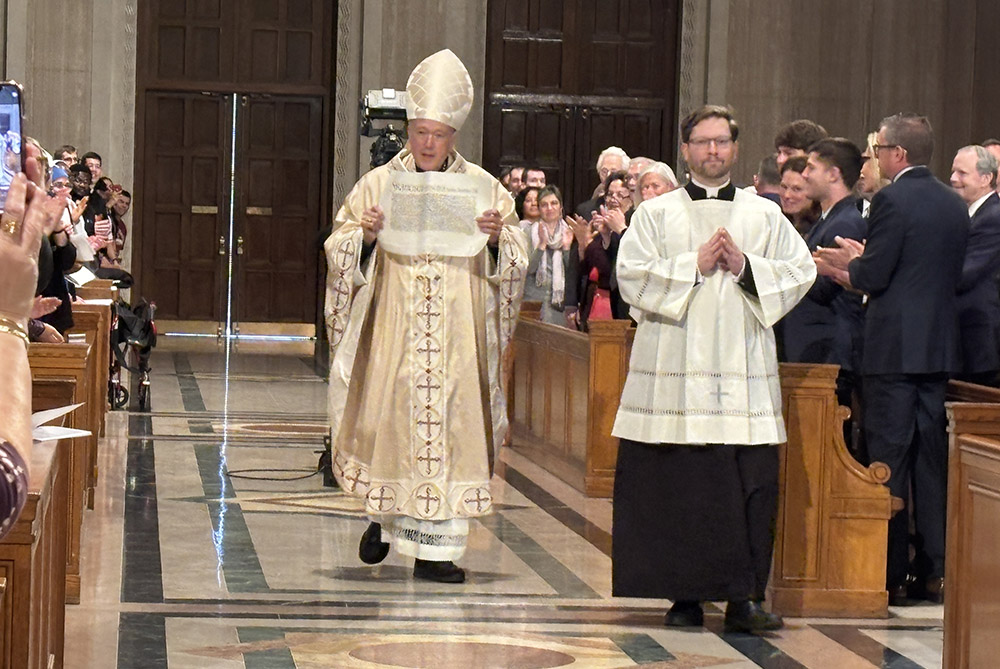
[612,441,779,601]
[863,373,948,587]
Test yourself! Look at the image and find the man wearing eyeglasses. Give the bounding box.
[815,112,969,606]
[611,105,815,633]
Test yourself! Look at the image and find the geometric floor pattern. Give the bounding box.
[64,343,944,668]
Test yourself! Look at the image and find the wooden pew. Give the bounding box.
[0,380,73,669]
[508,317,633,497]
[27,343,93,605]
[67,301,113,508]
[509,315,893,617]
[73,278,115,302]
[769,364,892,617]
[942,380,1000,668]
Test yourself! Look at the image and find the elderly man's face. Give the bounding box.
[950,148,993,204]
[407,118,456,172]
[639,173,673,201]
[598,155,624,183]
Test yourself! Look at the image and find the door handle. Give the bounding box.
[580,108,590,120]
[218,236,226,256]
[237,236,244,255]
[246,207,272,216]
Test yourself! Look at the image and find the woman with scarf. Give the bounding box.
[525,185,572,326]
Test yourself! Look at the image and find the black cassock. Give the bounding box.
[612,440,779,602]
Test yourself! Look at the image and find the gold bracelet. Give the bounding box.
[0,318,29,349]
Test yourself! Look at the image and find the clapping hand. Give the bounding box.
[601,205,627,235]
[813,236,864,288]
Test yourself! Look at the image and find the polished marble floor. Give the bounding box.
[64,339,944,668]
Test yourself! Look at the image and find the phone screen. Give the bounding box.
[0,83,23,212]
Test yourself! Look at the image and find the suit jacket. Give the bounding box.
[781,195,866,371]
[848,166,969,375]
[956,192,1000,374]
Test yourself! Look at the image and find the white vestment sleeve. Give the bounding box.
[740,214,817,328]
[615,205,699,321]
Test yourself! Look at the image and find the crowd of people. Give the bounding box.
[498,112,1000,615]
[22,144,133,344]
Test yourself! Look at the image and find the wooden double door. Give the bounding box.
[484,0,681,209]
[140,91,323,331]
[135,0,334,335]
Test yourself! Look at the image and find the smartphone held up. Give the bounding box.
[0,81,24,213]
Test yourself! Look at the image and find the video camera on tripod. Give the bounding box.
[360,88,408,169]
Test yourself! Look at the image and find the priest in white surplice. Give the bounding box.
[324,50,529,583]
[611,105,815,632]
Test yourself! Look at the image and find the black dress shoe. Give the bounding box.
[888,584,913,606]
[413,559,466,583]
[665,600,704,627]
[724,600,783,633]
[924,577,944,604]
[358,522,390,565]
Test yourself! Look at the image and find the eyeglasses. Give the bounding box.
[872,144,899,152]
[687,137,733,149]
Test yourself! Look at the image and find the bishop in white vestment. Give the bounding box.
[324,50,530,583]
[611,106,815,632]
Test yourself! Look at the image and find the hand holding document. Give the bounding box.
[378,172,493,257]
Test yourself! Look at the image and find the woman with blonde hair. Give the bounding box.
[857,131,890,216]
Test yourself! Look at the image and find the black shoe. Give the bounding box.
[413,559,466,583]
[724,600,783,633]
[665,600,704,627]
[889,583,914,606]
[358,522,390,565]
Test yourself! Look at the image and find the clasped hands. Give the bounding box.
[813,236,865,289]
[360,205,506,247]
[698,227,745,277]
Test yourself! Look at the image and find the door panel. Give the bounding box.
[235,95,323,324]
[485,0,680,210]
[140,92,230,321]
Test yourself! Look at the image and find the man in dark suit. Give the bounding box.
[814,113,969,605]
[950,145,1000,385]
[783,138,866,395]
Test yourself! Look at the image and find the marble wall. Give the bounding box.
[5,0,137,263]
[679,0,986,184]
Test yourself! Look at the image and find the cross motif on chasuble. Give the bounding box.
[416,411,442,440]
[344,468,370,491]
[416,299,441,331]
[463,488,491,513]
[416,340,442,367]
[416,448,442,476]
[416,486,441,516]
[367,486,395,512]
[416,375,442,404]
[335,240,355,268]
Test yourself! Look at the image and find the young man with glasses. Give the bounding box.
[610,104,815,632]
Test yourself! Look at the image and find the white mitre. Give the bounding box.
[405,48,474,131]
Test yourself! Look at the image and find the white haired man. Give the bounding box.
[324,49,530,584]
[575,146,630,219]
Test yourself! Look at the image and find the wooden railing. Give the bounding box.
[27,343,93,605]
[943,380,1000,668]
[0,379,75,668]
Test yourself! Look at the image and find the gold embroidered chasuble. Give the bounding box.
[612,188,816,446]
[324,149,530,523]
